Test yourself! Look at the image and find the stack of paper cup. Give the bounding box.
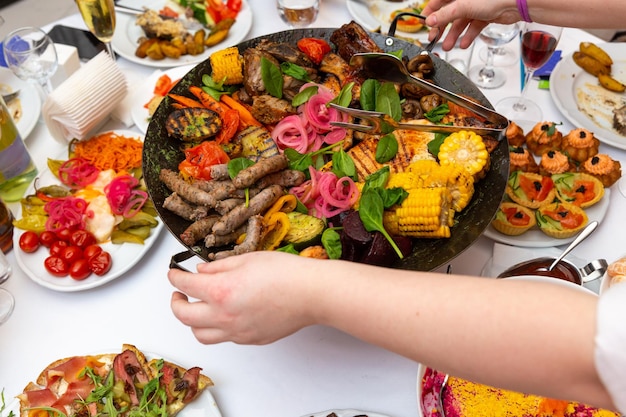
[42,51,128,143]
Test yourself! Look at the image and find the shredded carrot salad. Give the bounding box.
[73,132,143,172]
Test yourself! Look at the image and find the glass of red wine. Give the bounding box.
[496,22,563,122]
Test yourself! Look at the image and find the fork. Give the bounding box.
[438,373,449,417]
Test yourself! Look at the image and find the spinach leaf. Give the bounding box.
[360,79,380,111]
[280,62,311,82]
[358,189,403,259]
[381,187,408,208]
[261,57,283,98]
[331,82,355,107]
[291,85,318,107]
[201,74,238,100]
[284,147,314,172]
[332,149,357,181]
[424,103,450,123]
[321,228,342,259]
[362,166,390,195]
[376,82,402,122]
[227,157,255,179]
[277,244,299,254]
[427,132,450,158]
[375,133,398,164]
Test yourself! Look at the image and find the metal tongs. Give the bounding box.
[330,53,509,137]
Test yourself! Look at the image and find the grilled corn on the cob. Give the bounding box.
[210,46,244,85]
[383,187,453,238]
[438,130,490,181]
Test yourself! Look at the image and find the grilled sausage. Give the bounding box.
[232,155,289,189]
[160,169,217,207]
[163,193,209,221]
[180,215,221,246]
[210,215,264,260]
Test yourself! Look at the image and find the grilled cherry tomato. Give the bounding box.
[215,109,239,145]
[49,240,69,257]
[61,246,83,266]
[88,251,112,276]
[178,140,230,181]
[297,38,331,65]
[44,256,69,277]
[83,244,103,260]
[69,259,91,280]
[70,229,97,248]
[19,231,40,253]
[39,231,58,248]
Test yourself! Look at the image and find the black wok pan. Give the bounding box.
[142,27,509,271]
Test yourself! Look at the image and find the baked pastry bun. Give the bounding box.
[552,172,604,208]
[509,146,539,173]
[536,201,588,239]
[506,171,556,209]
[561,127,599,162]
[525,121,563,156]
[538,149,574,176]
[580,153,622,187]
[505,121,526,147]
[492,202,537,236]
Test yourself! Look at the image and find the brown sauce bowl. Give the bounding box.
[497,257,583,285]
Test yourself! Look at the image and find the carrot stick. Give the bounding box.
[189,86,227,116]
[220,94,262,127]
[168,93,204,108]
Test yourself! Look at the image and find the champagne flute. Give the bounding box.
[468,23,520,89]
[3,27,59,101]
[75,0,116,58]
[496,22,562,122]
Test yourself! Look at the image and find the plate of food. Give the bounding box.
[12,130,163,292]
[346,0,432,42]
[550,42,626,150]
[2,343,221,417]
[142,24,509,271]
[112,0,253,68]
[0,67,41,140]
[301,410,391,417]
[131,64,195,134]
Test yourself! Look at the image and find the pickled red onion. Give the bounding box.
[44,196,90,232]
[104,175,148,218]
[58,158,100,190]
[290,166,359,218]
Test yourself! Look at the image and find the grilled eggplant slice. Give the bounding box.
[165,107,223,142]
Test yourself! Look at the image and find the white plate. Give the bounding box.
[0,67,41,140]
[301,410,391,417]
[112,0,253,68]
[0,350,222,417]
[550,43,626,150]
[483,188,611,248]
[131,64,195,134]
[12,130,163,292]
[346,0,431,42]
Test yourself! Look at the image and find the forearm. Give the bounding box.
[526,0,626,28]
[305,260,613,409]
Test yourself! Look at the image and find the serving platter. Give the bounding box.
[112,0,253,68]
[0,67,41,140]
[130,64,196,134]
[142,27,509,271]
[346,0,431,42]
[301,410,391,417]
[483,188,611,248]
[12,130,163,292]
[550,43,626,150]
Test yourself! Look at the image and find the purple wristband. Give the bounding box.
[516,0,532,22]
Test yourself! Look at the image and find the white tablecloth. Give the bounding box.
[1,1,625,416]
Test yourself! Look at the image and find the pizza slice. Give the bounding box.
[18,344,213,417]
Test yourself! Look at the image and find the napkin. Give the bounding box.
[484,242,603,294]
[42,51,128,143]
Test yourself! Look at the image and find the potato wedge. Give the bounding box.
[580,42,613,67]
[598,73,626,93]
[573,51,610,76]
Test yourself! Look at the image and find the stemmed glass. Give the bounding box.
[3,27,59,101]
[75,0,116,58]
[277,0,320,28]
[0,250,14,325]
[468,23,520,89]
[496,22,563,122]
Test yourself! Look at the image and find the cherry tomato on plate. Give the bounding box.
[61,246,83,266]
[69,259,91,280]
[55,228,74,242]
[39,231,58,248]
[44,256,69,277]
[19,231,40,253]
[82,244,102,260]
[89,251,112,276]
[49,240,69,257]
[70,230,97,248]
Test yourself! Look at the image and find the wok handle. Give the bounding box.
[169,250,197,272]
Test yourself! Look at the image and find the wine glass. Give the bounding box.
[0,250,14,325]
[468,23,520,89]
[3,27,59,101]
[496,22,563,122]
[277,0,320,28]
[75,0,116,58]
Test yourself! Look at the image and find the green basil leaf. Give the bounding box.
[376,82,402,121]
[280,62,311,82]
[292,85,318,107]
[375,133,398,164]
[332,149,357,181]
[360,79,380,111]
[261,56,283,98]
[424,103,450,123]
[227,157,255,179]
[321,228,342,259]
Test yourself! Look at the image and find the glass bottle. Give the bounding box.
[0,197,12,253]
[0,96,37,202]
